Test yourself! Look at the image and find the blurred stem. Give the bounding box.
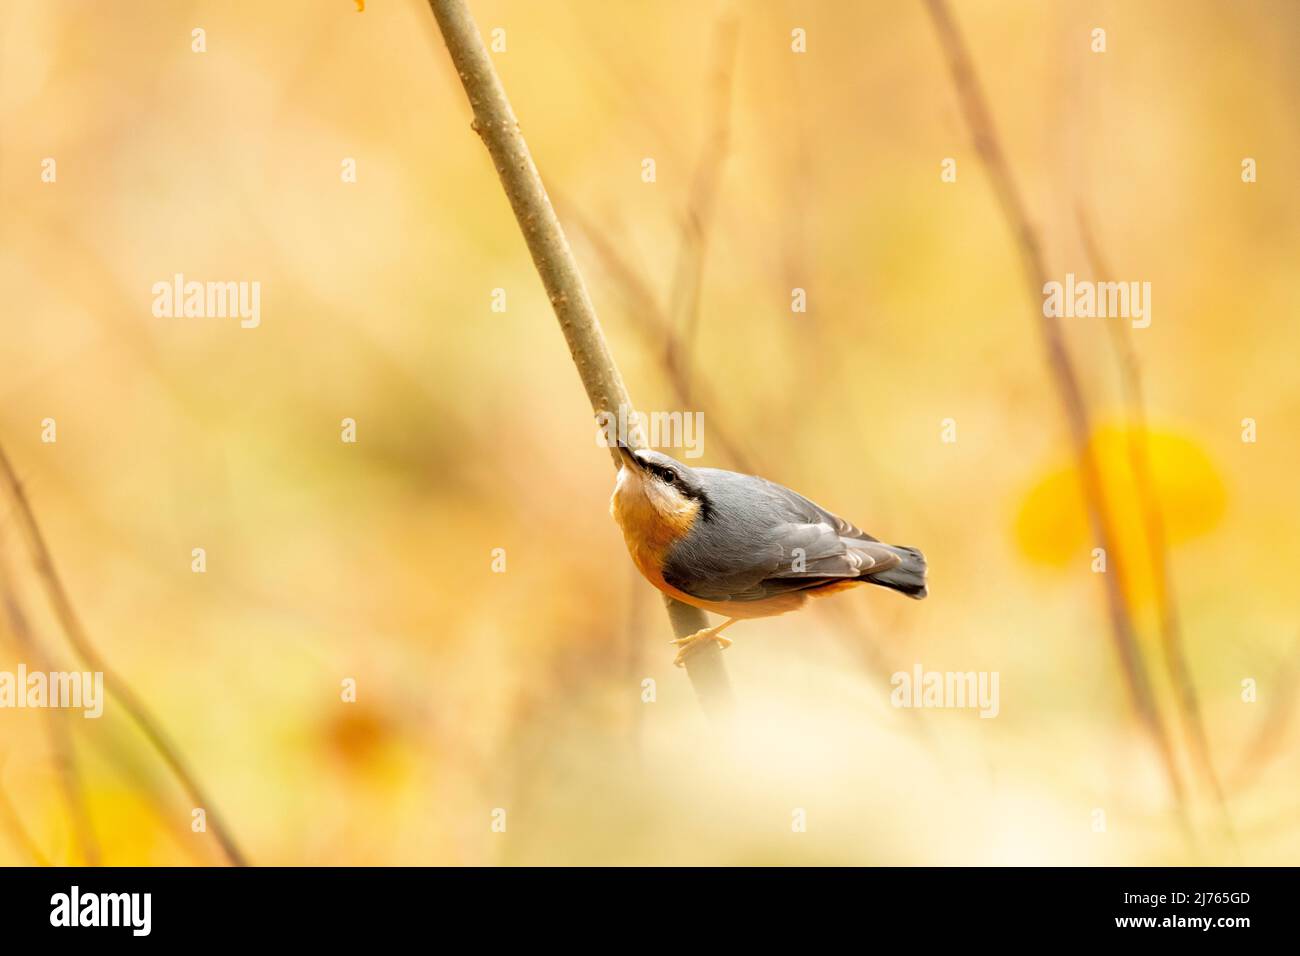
[923,0,1189,823]
[1231,632,1300,790]
[426,0,733,714]
[0,555,99,865]
[563,200,758,474]
[0,444,248,866]
[667,11,740,402]
[1077,208,1235,842]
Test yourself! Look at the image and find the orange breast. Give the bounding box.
[613,507,819,620]
[611,473,855,621]
[611,476,708,606]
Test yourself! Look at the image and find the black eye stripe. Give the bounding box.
[644,463,674,483]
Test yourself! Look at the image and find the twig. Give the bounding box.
[0,553,99,864]
[426,0,733,713]
[923,0,1189,821]
[667,12,740,402]
[563,200,758,474]
[0,444,248,865]
[1077,208,1235,840]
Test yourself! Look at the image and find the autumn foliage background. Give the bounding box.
[1,0,1298,865]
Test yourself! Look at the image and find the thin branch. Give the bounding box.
[1077,207,1235,840]
[0,555,99,865]
[426,0,733,713]
[563,200,758,474]
[667,12,740,402]
[922,0,1189,821]
[0,444,248,865]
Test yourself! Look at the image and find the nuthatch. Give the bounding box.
[611,446,927,666]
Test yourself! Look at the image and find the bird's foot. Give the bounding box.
[670,625,734,667]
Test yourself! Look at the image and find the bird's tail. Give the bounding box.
[865,544,927,599]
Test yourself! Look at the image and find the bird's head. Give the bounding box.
[610,445,711,545]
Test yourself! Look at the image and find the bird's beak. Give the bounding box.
[616,442,643,473]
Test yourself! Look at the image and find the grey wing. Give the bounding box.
[662,471,897,603]
[753,476,880,543]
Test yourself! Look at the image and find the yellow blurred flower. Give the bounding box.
[1014,423,1227,605]
[82,785,185,865]
[316,702,413,793]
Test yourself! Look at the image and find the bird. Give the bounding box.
[610,445,927,666]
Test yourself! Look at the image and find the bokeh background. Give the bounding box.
[1,0,1297,865]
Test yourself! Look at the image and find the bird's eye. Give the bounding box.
[659,469,676,485]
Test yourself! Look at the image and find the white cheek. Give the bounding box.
[613,466,645,506]
[644,482,678,512]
